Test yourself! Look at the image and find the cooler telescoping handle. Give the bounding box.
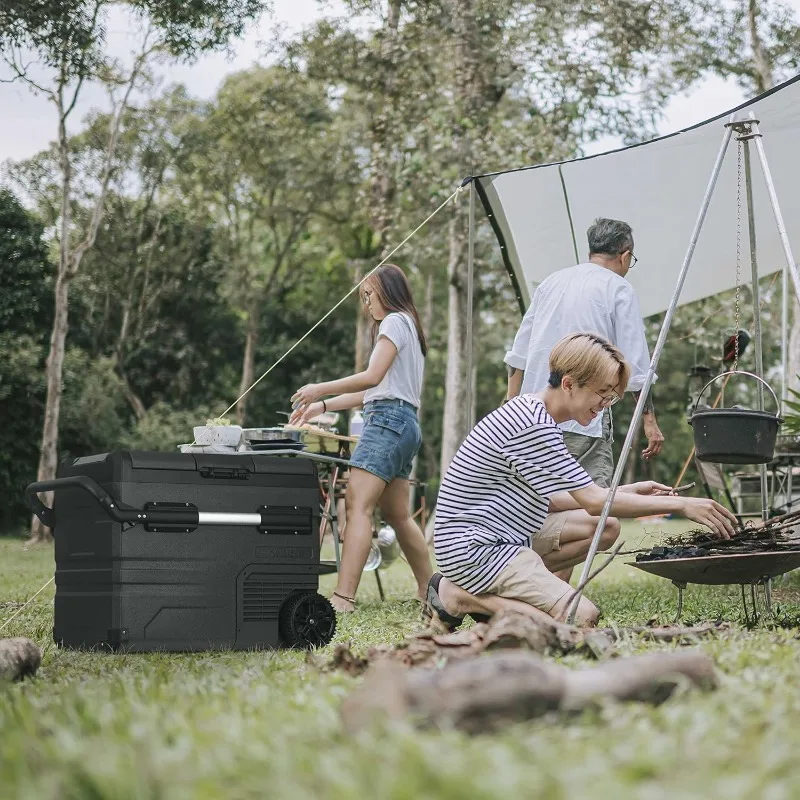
[25,476,199,529]
[24,476,293,531]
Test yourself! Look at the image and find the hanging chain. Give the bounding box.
[734,137,743,373]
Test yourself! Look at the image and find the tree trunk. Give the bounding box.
[355,0,403,370]
[747,0,775,93]
[236,300,261,425]
[31,271,70,543]
[437,0,478,480]
[410,269,435,513]
[369,0,402,246]
[353,261,371,372]
[30,46,150,542]
[439,213,470,478]
[31,101,72,544]
[118,368,147,421]
[112,303,146,421]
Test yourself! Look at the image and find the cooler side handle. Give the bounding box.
[25,477,283,530]
[25,476,139,529]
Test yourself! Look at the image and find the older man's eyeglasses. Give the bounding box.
[628,252,638,268]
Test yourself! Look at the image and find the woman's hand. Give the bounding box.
[288,401,324,427]
[681,497,737,539]
[291,383,324,409]
[620,481,674,496]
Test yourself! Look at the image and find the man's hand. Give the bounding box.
[620,481,674,496]
[642,414,664,460]
[681,497,737,539]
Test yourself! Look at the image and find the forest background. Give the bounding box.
[1,0,799,540]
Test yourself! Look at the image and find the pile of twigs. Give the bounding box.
[635,509,800,562]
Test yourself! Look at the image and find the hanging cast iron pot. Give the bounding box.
[690,371,782,465]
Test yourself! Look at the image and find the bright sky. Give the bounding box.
[1,0,799,166]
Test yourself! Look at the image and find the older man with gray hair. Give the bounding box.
[505,217,664,489]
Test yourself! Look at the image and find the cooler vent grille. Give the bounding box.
[242,577,285,621]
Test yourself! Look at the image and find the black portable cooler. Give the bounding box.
[25,450,336,652]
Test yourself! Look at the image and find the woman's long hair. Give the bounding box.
[365,264,428,356]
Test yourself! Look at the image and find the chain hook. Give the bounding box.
[734,136,743,373]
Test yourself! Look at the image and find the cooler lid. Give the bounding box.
[128,451,197,471]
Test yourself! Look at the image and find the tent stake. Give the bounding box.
[566,121,735,624]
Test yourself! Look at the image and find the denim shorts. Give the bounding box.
[349,400,421,483]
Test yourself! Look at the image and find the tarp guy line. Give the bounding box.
[195,185,463,439]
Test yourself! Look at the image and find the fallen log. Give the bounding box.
[0,638,42,681]
[312,611,727,676]
[341,649,718,734]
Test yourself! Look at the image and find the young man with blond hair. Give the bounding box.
[429,334,736,629]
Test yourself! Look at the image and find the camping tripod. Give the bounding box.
[566,113,800,623]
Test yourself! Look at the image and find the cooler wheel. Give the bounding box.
[279,592,336,648]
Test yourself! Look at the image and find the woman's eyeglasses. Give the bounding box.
[361,289,373,305]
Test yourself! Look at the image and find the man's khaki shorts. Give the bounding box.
[481,546,571,613]
[531,510,570,557]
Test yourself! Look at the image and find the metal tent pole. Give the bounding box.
[750,117,800,318]
[567,122,735,624]
[781,262,789,413]
[738,122,769,522]
[466,177,476,430]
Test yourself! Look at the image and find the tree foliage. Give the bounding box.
[0,190,52,529]
[2,0,799,532]
[0,0,270,73]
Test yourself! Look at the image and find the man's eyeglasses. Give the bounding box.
[594,390,621,407]
[628,252,638,268]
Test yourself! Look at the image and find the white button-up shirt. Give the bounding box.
[504,262,655,438]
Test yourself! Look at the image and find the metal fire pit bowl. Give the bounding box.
[630,550,800,585]
[631,550,800,623]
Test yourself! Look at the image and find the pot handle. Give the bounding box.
[692,370,780,416]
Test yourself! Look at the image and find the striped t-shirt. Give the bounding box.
[434,395,593,594]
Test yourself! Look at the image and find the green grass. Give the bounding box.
[3,521,800,799]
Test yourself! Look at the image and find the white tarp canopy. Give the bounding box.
[475,73,800,319]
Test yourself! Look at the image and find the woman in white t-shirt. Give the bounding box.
[290,264,432,613]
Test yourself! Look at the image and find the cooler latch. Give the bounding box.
[142,501,199,532]
[257,505,312,535]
